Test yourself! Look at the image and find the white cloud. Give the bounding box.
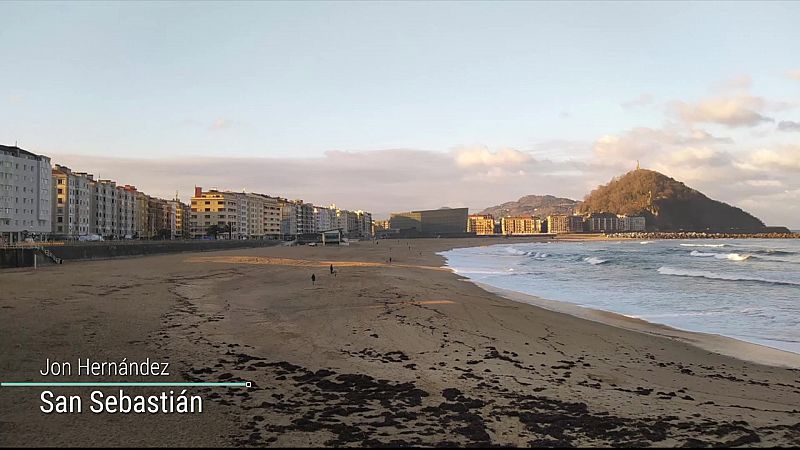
[743,179,783,188]
[787,69,800,81]
[453,145,533,168]
[592,126,731,167]
[740,147,800,171]
[673,95,773,127]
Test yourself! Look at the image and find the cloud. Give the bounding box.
[739,146,800,172]
[778,120,800,132]
[48,148,592,219]
[787,69,800,81]
[621,94,654,109]
[453,145,533,168]
[592,126,731,166]
[672,95,773,127]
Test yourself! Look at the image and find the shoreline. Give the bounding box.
[437,239,800,369]
[470,281,800,369]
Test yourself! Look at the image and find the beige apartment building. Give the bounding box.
[190,187,239,238]
[468,214,496,235]
[169,198,190,239]
[134,191,150,238]
[52,165,92,238]
[262,195,281,239]
[547,214,585,234]
[501,216,542,235]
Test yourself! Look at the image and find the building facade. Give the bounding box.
[190,187,239,238]
[547,214,585,234]
[52,165,92,238]
[169,198,190,239]
[355,210,373,239]
[117,185,137,239]
[468,214,496,235]
[390,208,468,235]
[279,198,297,239]
[0,145,52,244]
[314,206,335,233]
[586,212,621,233]
[618,215,647,232]
[501,216,542,235]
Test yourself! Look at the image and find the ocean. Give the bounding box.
[440,239,800,354]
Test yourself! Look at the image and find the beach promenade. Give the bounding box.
[1,238,799,446]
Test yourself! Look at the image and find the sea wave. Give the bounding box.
[680,243,727,248]
[584,257,609,265]
[751,249,797,256]
[689,251,753,261]
[657,266,800,286]
[451,268,510,276]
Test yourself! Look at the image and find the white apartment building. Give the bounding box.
[116,185,137,239]
[295,201,315,235]
[92,179,118,238]
[0,145,52,244]
[355,210,373,239]
[313,206,335,232]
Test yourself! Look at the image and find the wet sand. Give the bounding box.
[1,238,799,447]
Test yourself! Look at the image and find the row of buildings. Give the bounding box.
[374,206,646,237]
[189,187,373,240]
[52,164,190,241]
[1,145,372,245]
[467,212,646,235]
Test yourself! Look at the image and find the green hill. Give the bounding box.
[578,169,766,231]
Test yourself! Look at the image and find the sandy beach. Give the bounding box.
[1,238,799,447]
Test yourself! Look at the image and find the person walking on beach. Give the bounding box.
[311,273,316,286]
[330,264,334,275]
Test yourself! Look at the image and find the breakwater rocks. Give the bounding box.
[607,232,799,240]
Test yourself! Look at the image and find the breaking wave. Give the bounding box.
[657,266,800,286]
[689,251,753,261]
[680,243,727,248]
[584,257,609,265]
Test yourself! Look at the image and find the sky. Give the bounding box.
[1,1,799,226]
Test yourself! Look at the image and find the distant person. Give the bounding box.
[311,273,316,286]
[389,257,392,264]
[330,264,334,275]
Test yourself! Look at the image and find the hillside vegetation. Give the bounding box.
[578,169,765,231]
